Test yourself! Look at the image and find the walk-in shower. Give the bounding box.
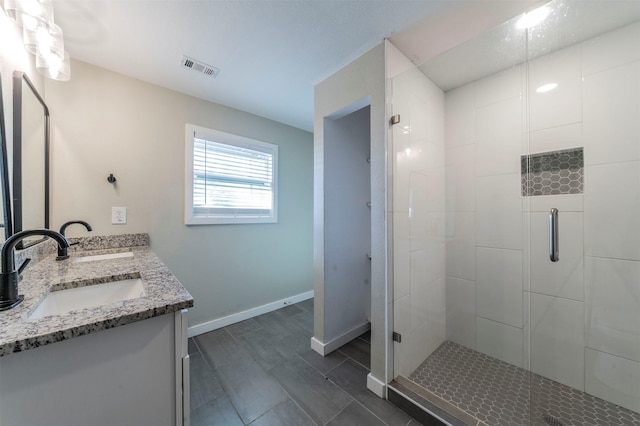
[388,1,640,425]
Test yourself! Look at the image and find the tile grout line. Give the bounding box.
[192,334,247,425]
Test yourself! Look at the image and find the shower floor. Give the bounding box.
[402,341,640,426]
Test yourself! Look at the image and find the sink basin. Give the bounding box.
[28,278,146,320]
[74,251,134,263]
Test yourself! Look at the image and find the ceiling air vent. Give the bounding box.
[180,55,220,78]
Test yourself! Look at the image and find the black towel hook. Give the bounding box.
[107,173,116,184]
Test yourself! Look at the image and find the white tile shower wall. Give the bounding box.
[584,161,640,261]
[581,22,640,413]
[446,277,476,349]
[581,21,640,77]
[476,173,522,250]
[446,144,475,213]
[445,213,475,282]
[476,247,523,329]
[476,316,523,368]
[529,123,582,155]
[443,21,640,411]
[585,348,640,413]
[445,82,475,149]
[392,64,446,377]
[530,292,585,391]
[528,44,583,132]
[475,96,523,177]
[585,256,640,362]
[583,61,640,165]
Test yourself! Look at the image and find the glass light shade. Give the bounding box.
[4,0,54,32]
[36,50,70,81]
[23,22,64,59]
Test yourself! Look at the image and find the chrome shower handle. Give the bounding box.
[549,208,559,262]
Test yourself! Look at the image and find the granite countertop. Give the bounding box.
[0,234,193,357]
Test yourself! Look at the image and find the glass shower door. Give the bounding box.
[389,2,640,425]
[525,4,640,424]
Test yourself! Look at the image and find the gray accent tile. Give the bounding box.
[271,357,353,425]
[250,399,316,426]
[408,341,640,426]
[189,352,223,411]
[326,401,387,426]
[190,395,243,426]
[521,148,584,196]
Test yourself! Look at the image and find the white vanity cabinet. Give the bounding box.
[0,309,190,426]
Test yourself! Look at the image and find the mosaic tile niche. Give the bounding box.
[521,148,584,196]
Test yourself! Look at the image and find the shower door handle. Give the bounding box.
[549,208,559,262]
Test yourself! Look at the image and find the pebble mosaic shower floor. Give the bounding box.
[407,341,640,426]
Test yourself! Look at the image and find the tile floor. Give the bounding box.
[408,341,640,426]
[190,299,423,426]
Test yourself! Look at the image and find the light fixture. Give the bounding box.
[516,5,551,29]
[536,83,558,93]
[23,22,63,58]
[4,0,71,81]
[4,0,54,32]
[36,49,69,81]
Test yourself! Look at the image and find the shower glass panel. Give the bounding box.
[390,2,640,425]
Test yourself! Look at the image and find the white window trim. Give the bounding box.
[185,123,278,225]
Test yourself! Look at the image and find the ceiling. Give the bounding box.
[51,0,540,132]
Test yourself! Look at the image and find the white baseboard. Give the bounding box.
[367,373,386,398]
[188,290,314,337]
[310,321,370,356]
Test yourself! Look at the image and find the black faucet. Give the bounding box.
[0,229,70,311]
[56,220,92,260]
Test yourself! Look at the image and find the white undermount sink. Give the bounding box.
[74,251,134,263]
[28,278,146,320]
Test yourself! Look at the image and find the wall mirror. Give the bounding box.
[13,71,49,249]
[0,73,13,241]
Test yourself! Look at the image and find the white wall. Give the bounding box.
[314,43,387,390]
[323,106,371,339]
[444,21,640,412]
[42,59,313,330]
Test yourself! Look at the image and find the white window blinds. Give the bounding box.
[185,124,278,224]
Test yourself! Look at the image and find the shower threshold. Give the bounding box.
[390,341,640,426]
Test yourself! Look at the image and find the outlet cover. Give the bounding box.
[112,207,127,224]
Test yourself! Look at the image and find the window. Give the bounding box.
[185,124,278,224]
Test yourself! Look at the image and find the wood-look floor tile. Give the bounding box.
[271,357,353,425]
[326,401,387,426]
[190,352,223,412]
[213,356,288,424]
[328,359,413,426]
[250,399,317,426]
[338,335,371,369]
[190,395,243,426]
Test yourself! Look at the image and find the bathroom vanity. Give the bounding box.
[0,234,193,426]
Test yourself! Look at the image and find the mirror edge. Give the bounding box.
[12,70,50,248]
[0,73,13,240]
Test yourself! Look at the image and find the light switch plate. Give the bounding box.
[112,207,127,224]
